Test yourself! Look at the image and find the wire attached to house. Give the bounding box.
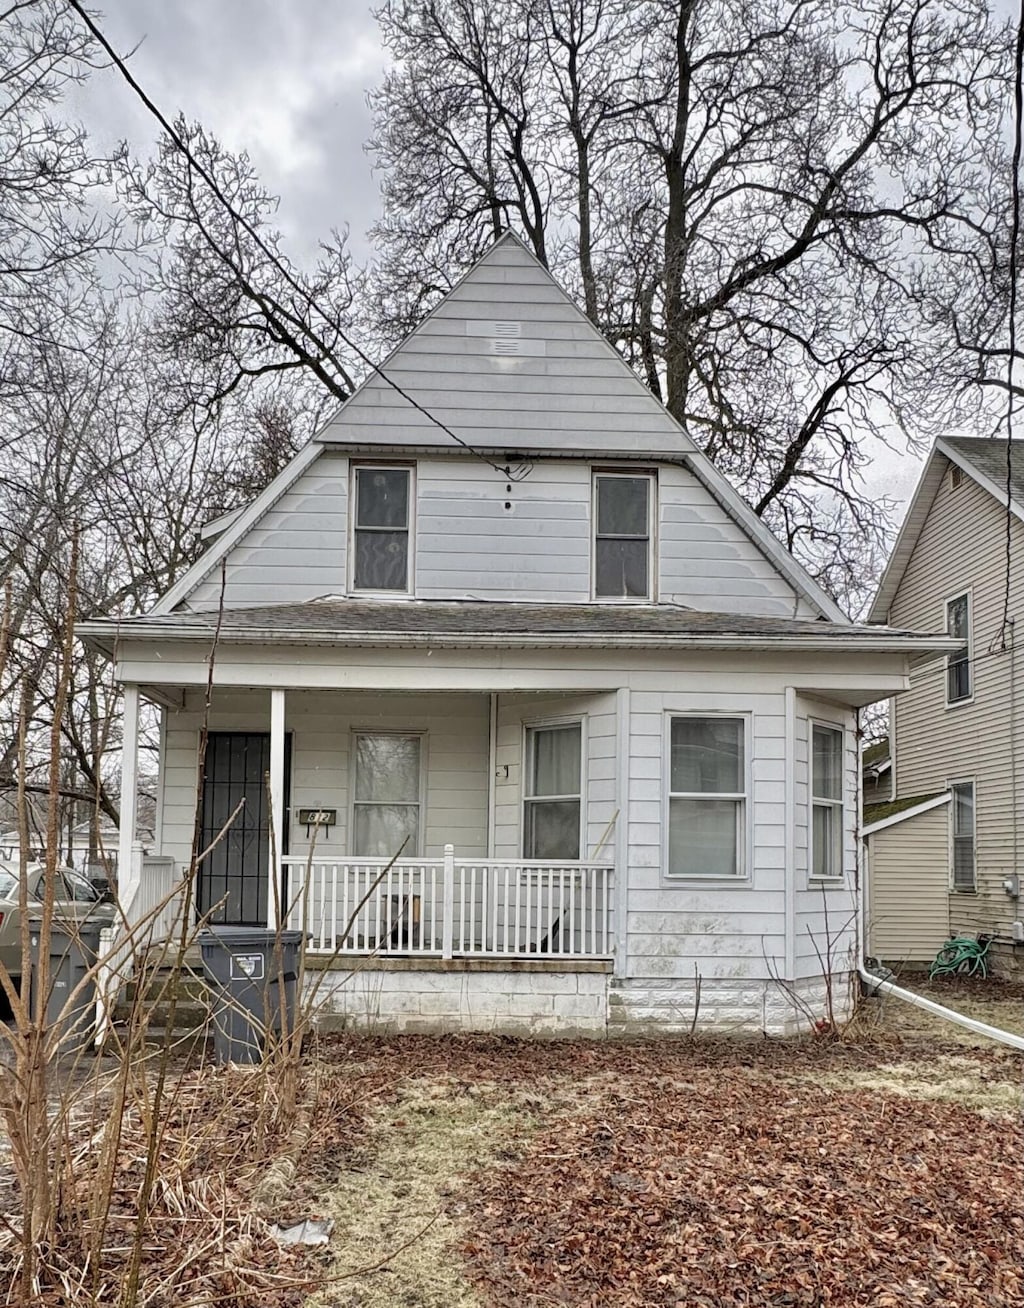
[997,0,1024,649]
[66,1,532,486]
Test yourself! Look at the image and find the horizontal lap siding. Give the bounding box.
[867,806,950,963]
[416,459,591,601]
[624,688,788,983]
[188,455,348,610]
[889,473,1024,940]
[658,465,805,617]
[159,690,489,873]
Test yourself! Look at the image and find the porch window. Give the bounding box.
[352,733,422,857]
[946,593,971,703]
[811,724,844,880]
[951,780,976,892]
[594,473,653,599]
[668,716,745,877]
[352,466,412,593]
[523,723,582,859]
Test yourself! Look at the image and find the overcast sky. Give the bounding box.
[72,1,387,263]
[70,0,955,509]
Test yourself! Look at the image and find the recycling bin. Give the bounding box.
[29,915,103,1055]
[198,926,306,1064]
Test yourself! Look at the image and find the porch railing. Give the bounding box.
[280,845,614,960]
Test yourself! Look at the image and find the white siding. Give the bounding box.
[159,689,490,872]
[188,453,348,610]
[867,805,951,964]
[183,451,803,614]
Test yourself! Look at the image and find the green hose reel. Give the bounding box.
[928,934,992,980]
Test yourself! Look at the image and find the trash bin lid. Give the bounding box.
[197,926,307,950]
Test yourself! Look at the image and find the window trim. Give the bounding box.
[948,776,977,894]
[521,716,586,861]
[348,462,415,597]
[809,719,845,883]
[591,469,656,603]
[944,589,972,707]
[349,729,427,858]
[663,711,751,882]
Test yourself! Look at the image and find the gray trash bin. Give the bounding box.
[198,927,306,1065]
[28,915,103,1055]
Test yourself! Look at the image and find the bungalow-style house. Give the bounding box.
[864,436,1024,973]
[80,234,951,1035]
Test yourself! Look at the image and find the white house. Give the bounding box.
[79,234,952,1036]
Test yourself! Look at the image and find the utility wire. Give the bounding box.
[999,0,1024,647]
[66,1,531,485]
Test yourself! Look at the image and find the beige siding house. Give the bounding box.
[865,437,1024,971]
[81,234,950,1035]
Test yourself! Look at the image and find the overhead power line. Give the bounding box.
[66,0,530,484]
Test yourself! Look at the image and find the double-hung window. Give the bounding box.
[352,733,422,857]
[811,724,844,880]
[352,466,412,593]
[594,473,653,600]
[946,594,971,703]
[523,723,582,859]
[951,780,976,892]
[667,717,746,877]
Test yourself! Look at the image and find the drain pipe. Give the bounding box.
[857,961,1024,1052]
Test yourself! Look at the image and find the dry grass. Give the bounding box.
[309,1078,534,1308]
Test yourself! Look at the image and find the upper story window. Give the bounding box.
[593,472,653,600]
[352,465,412,593]
[811,724,844,880]
[667,716,746,878]
[946,593,971,704]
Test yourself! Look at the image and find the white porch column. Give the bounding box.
[118,684,141,906]
[783,685,797,982]
[268,688,287,928]
[613,687,630,980]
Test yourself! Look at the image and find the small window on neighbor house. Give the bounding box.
[951,781,976,892]
[946,594,971,703]
[594,473,652,600]
[667,717,746,877]
[949,464,964,490]
[352,466,411,592]
[523,723,582,859]
[811,725,844,880]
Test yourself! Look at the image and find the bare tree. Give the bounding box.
[367,0,1014,597]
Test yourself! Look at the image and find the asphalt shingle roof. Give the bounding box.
[111,598,938,642]
[942,436,1024,506]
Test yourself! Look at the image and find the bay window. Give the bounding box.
[667,716,746,877]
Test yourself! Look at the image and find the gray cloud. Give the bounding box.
[70,0,386,260]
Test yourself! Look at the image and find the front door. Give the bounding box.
[197,732,291,926]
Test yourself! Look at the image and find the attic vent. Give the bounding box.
[465,320,546,357]
[950,464,964,490]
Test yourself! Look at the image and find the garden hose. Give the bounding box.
[928,935,991,980]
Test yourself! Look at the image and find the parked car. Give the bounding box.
[0,862,116,987]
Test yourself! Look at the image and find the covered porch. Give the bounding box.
[118,683,620,967]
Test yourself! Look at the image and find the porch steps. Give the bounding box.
[115,948,211,1034]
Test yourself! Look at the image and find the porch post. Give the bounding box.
[613,687,630,979]
[268,689,286,929]
[442,843,455,959]
[118,684,140,907]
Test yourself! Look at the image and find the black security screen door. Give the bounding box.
[198,732,291,926]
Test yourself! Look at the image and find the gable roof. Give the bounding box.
[152,232,844,621]
[868,436,1024,623]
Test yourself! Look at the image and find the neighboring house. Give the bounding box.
[861,738,892,806]
[865,436,1024,972]
[79,234,949,1036]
